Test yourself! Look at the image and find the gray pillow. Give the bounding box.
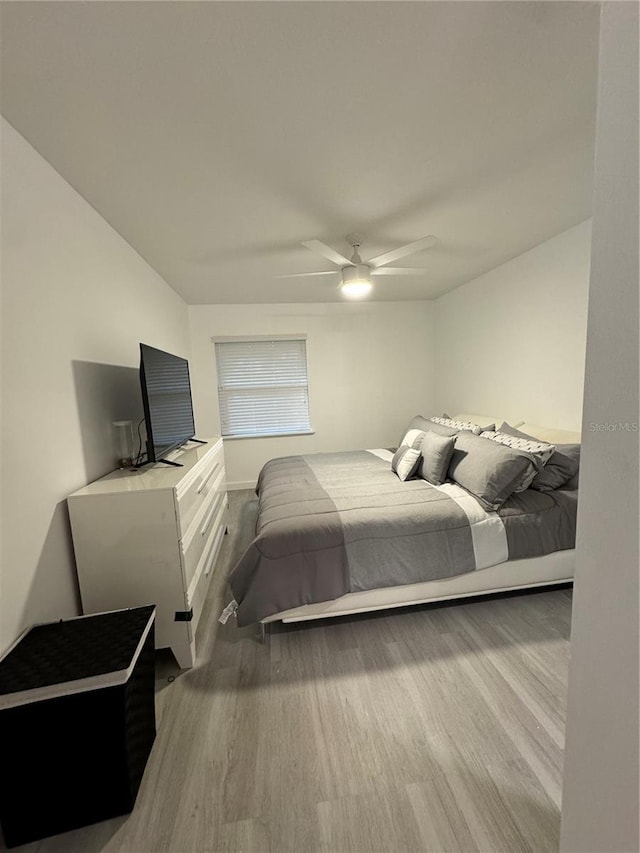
[419,432,456,485]
[480,430,555,491]
[563,471,580,491]
[498,422,580,491]
[447,431,538,510]
[391,445,421,481]
[532,444,581,491]
[424,419,459,437]
[399,415,453,445]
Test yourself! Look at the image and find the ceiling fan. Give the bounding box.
[276,233,438,299]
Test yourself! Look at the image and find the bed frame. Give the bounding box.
[259,416,580,629]
[262,549,574,625]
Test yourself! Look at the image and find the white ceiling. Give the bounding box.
[1,1,600,304]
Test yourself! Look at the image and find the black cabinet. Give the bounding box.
[0,605,156,848]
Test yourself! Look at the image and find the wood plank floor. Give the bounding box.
[8,490,573,853]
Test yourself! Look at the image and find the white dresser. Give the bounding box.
[67,438,228,669]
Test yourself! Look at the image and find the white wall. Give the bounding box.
[189,302,436,487]
[433,220,591,431]
[0,119,190,654]
[560,3,639,851]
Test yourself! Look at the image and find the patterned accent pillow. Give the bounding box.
[480,430,556,491]
[391,445,422,481]
[429,416,494,436]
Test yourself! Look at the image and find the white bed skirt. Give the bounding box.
[262,549,574,624]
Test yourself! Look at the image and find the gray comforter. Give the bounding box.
[228,450,577,626]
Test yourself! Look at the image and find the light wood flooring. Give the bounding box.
[8,490,573,853]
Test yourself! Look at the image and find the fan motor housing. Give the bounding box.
[342,264,371,283]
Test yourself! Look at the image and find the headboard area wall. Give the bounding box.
[433,220,592,433]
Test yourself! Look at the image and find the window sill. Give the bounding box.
[223,430,315,441]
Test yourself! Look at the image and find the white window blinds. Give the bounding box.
[214,338,312,438]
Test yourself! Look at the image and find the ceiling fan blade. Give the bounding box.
[371,267,429,276]
[368,235,438,268]
[273,270,338,279]
[302,240,352,267]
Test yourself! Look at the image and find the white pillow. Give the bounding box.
[453,413,524,429]
[517,423,581,444]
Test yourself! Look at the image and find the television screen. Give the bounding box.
[139,343,196,463]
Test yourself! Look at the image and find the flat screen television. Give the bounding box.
[139,343,198,465]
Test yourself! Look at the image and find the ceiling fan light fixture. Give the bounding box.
[289,234,437,297]
[340,263,373,299]
[340,280,373,299]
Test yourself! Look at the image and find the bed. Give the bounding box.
[226,414,580,628]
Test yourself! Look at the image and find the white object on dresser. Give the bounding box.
[67,438,228,669]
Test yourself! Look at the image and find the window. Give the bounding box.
[214,336,312,438]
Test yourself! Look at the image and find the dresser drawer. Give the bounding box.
[180,472,226,588]
[187,501,229,638]
[175,440,225,538]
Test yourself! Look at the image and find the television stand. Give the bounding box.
[157,437,207,465]
[133,457,183,470]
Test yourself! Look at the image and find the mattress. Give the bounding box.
[228,449,577,626]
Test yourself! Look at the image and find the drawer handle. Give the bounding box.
[197,462,220,494]
[200,494,222,537]
[205,525,225,576]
